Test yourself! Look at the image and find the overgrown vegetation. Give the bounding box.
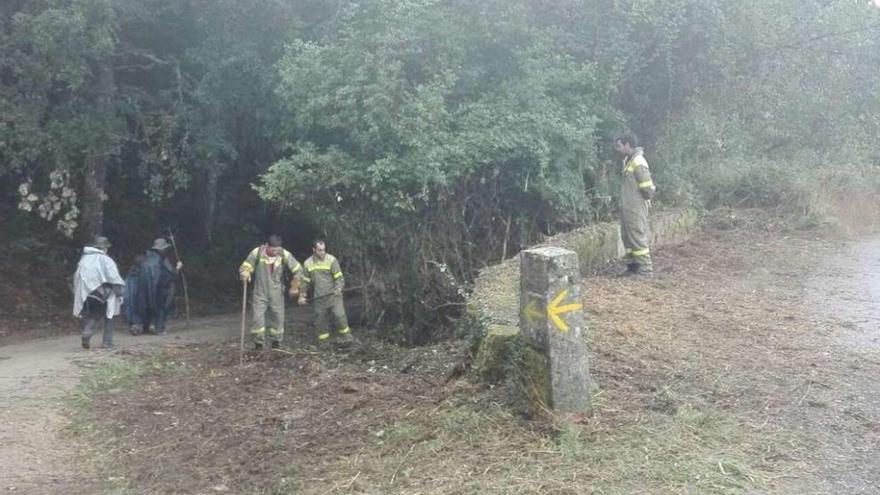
[79,339,781,494]
[3,0,879,341]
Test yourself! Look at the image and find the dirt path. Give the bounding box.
[807,237,880,348]
[799,236,880,492]
[587,225,880,494]
[0,314,241,494]
[2,227,879,494]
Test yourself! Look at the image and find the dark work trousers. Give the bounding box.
[82,297,114,347]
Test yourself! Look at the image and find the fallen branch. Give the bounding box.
[390,444,417,485]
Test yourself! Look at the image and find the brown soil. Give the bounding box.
[0,314,244,494]
[85,340,466,494]
[5,212,880,494]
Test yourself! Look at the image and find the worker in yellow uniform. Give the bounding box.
[239,234,302,350]
[298,239,351,342]
[615,133,656,277]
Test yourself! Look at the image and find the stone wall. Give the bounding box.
[470,209,700,384]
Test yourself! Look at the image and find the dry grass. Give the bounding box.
[73,337,779,494]
[74,212,880,494]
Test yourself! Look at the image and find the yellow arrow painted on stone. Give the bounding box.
[524,300,544,326]
[547,288,582,332]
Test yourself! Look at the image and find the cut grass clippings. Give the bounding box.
[70,338,780,495]
[72,214,874,494]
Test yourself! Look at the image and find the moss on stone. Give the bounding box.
[474,325,520,383]
[518,343,552,414]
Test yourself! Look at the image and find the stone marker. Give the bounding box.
[520,247,591,414]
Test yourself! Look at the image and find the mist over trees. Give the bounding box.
[3,0,878,341]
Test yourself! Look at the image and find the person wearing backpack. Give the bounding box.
[72,236,125,349]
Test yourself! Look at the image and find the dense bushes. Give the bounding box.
[2,0,879,340]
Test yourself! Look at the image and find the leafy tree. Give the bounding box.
[258,0,618,340]
[2,0,878,338]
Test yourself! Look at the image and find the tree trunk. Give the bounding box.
[78,60,115,244]
[79,156,107,244]
[201,166,219,242]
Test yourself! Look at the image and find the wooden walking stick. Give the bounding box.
[240,279,248,366]
[166,229,191,326]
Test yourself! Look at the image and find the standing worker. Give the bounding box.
[239,234,302,350]
[135,238,182,335]
[298,239,351,342]
[72,236,125,349]
[615,133,657,277]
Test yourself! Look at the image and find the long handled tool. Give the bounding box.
[166,228,191,326]
[240,280,248,366]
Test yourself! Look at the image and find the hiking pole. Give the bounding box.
[240,279,248,366]
[166,228,191,327]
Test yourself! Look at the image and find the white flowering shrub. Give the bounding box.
[18,169,79,238]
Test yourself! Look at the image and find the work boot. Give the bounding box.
[271,341,280,349]
[254,342,263,351]
[81,336,91,349]
[315,334,333,352]
[618,263,639,277]
[334,332,355,351]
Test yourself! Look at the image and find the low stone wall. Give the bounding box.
[649,208,700,250]
[470,209,700,384]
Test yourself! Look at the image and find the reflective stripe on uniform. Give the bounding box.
[624,155,648,174]
[307,265,333,272]
[285,252,302,272]
[337,326,350,335]
[333,272,343,280]
[250,327,266,335]
[318,332,330,340]
[241,248,258,274]
[301,276,311,283]
[267,328,282,337]
[630,248,650,256]
[638,180,654,189]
